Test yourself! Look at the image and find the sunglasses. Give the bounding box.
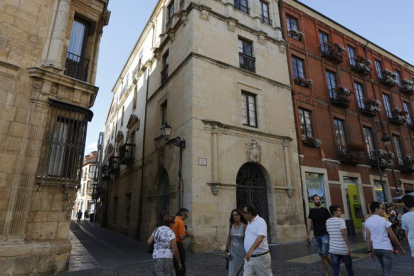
[232,213,239,217]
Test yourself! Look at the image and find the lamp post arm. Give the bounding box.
[167,137,186,148]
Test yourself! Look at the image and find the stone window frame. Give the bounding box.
[241,90,258,128]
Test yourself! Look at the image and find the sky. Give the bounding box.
[84,0,414,154]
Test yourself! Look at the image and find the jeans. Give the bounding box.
[373,249,394,276]
[313,235,329,256]
[173,242,186,276]
[330,254,355,276]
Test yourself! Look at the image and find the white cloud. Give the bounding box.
[86,142,98,149]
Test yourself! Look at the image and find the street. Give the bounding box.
[60,221,413,276]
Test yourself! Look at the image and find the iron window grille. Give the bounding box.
[241,91,258,127]
[36,99,92,189]
[234,0,249,14]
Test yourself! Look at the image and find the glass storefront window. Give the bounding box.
[374,180,386,203]
[306,172,326,208]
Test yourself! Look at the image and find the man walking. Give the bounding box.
[306,195,332,276]
[243,204,272,276]
[402,195,414,257]
[326,205,355,276]
[76,210,82,224]
[366,201,405,276]
[171,208,191,276]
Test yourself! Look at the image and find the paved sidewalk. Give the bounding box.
[60,220,413,275]
[68,231,100,271]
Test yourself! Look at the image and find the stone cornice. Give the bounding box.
[201,119,293,142]
[0,60,20,71]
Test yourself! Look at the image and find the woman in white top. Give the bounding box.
[147,215,182,276]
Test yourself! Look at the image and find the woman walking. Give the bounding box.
[225,209,247,276]
[147,215,182,276]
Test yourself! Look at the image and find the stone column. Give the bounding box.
[212,125,218,183]
[283,140,294,197]
[43,0,72,70]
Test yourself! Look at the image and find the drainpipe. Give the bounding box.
[138,21,154,239]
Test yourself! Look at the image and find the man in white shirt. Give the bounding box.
[243,204,272,276]
[401,195,414,257]
[326,205,354,276]
[365,202,405,276]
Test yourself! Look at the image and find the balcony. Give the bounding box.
[64,52,89,82]
[261,15,272,25]
[108,156,120,174]
[338,145,365,164]
[330,86,351,108]
[350,56,372,76]
[288,29,304,41]
[379,69,398,87]
[389,108,407,126]
[119,143,136,164]
[321,42,345,64]
[302,136,322,148]
[239,54,255,73]
[100,165,110,180]
[401,79,414,95]
[359,99,381,117]
[161,65,169,84]
[294,77,313,88]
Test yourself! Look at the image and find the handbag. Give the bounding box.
[147,227,159,254]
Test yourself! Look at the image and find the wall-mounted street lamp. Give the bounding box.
[161,122,185,148]
[161,122,185,209]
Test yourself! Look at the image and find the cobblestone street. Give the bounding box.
[59,221,413,276]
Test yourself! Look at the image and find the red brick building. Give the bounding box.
[281,0,414,229]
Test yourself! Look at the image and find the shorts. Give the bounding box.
[314,235,329,256]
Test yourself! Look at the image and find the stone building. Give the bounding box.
[0,0,109,274]
[281,0,414,230]
[72,151,98,219]
[99,0,305,252]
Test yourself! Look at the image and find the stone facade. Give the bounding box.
[282,0,414,229]
[99,0,305,252]
[0,0,109,274]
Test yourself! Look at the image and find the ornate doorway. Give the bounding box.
[236,163,270,240]
[157,170,170,226]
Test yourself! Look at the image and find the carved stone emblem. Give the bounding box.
[228,21,236,32]
[258,35,266,45]
[246,139,261,163]
[200,10,209,21]
[279,44,286,54]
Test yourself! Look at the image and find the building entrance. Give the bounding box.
[343,177,363,229]
[236,163,270,241]
[157,170,170,226]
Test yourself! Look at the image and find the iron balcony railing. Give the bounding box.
[65,52,89,82]
[261,15,272,25]
[161,65,169,84]
[119,143,136,164]
[234,2,249,14]
[239,54,255,73]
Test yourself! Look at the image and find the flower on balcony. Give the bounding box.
[380,69,398,87]
[376,149,395,168]
[288,29,304,40]
[302,135,322,148]
[404,155,414,165]
[391,107,408,125]
[363,99,381,112]
[322,42,345,63]
[401,79,414,94]
[295,77,314,87]
[335,86,351,96]
[352,56,372,75]
[380,159,394,168]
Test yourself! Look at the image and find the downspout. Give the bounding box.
[138,21,155,239]
[278,0,308,227]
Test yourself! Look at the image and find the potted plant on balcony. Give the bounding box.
[361,99,381,116]
[322,42,345,63]
[288,29,304,41]
[380,69,398,87]
[331,86,352,107]
[401,79,414,95]
[390,107,407,125]
[376,149,394,169]
[302,135,322,148]
[338,144,366,164]
[351,56,372,76]
[400,155,414,173]
[295,77,314,87]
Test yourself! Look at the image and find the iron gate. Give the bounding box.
[236,163,271,241]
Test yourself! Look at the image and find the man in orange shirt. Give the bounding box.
[171,208,191,276]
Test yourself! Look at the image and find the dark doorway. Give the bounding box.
[157,170,170,226]
[236,163,271,241]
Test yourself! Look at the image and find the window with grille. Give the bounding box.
[375,60,383,79]
[292,56,305,79]
[37,99,91,188]
[234,0,249,14]
[241,91,257,127]
[382,93,392,118]
[403,101,413,125]
[393,135,404,165]
[354,82,365,108]
[299,108,313,139]
[347,46,356,66]
[326,70,337,98]
[333,118,347,150]
[260,1,271,25]
[238,38,255,72]
[363,127,376,160]
[319,31,329,53]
